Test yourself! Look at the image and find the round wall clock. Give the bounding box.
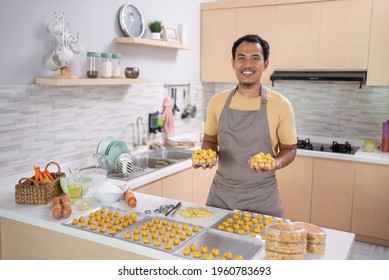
[119,4,145,38]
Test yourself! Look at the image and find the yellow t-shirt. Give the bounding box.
[204,87,297,154]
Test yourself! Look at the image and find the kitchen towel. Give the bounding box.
[162,96,175,137]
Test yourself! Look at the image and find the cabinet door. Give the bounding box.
[276,156,313,222]
[201,9,237,82]
[367,0,389,86]
[236,6,276,84]
[274,2,321,70]
[162,168,193,202]
[136,180,163,197]
[192,166,217,205]
[319,0,372,70]
[311,159,355,231]
[352,163,389,241]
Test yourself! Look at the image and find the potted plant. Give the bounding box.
[148,20,162,40]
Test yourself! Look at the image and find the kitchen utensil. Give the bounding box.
[96,136,116,154]
[116,153,133,174]
[172,88,180,115]
[106,140,128,170]
[91,153,111,171]
[58,24,73,63]
[69,36,84,54]
[165,201,182,217]
[171,202,182,217]
[181,89,189,119]
[47,13,63,34]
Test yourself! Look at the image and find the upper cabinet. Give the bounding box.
[201,0,388,85]
[274,2,321,70]
[201,9,237,83]
[318,0,372,70]
[367,0,389,86]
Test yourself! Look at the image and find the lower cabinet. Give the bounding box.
[277,156,313,222]
[352,163,389,244]
[311,159,355,232]
[136,180,163,196]
[162,168,193,202]
[192,166,217,205]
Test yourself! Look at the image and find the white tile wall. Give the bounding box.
[1,81,388,179]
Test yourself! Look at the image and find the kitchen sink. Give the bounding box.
[107,148,193,181]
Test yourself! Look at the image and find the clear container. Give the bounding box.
[111,53,122,78]
[67,167,83,202]
[100,52,112,78]
[86,51,99,78]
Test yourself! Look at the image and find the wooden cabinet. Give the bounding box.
[192,166,217,205]
[136,180,163,197]
[311,159,355,232]
[236,6,276,84]
[318,0,372,70]
[276,156,313,222]
[274,2,321,70]
[162,168,193,202]
[201,9,237,83]
[352,163,389,243]
[367,0,389,86]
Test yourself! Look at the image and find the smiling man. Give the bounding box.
[193,34,297,217]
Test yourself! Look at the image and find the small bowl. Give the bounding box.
[125,67,139,78]
[90,181,127,203]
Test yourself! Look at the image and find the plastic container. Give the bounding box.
[293,222,326,254]
[100,52,112,78]
[263,223,307,260]
[86,51,99,78]
[111,53,122,78]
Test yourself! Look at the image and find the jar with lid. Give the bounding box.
[100,52,112,78]
[111,53,122,78]
[86,51,99,78]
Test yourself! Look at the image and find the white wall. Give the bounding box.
[0,0,210,84]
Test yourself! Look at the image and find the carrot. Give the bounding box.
[44,168,54,182]
[33,166,43,181]
[42,172,49,180]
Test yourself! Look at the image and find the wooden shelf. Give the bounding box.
[35,77,148,86]
[114,37,194,50]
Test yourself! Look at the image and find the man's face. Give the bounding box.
[231,41,269,87]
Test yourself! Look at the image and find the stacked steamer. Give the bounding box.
[293,222,326,254]
[263,223,307,260]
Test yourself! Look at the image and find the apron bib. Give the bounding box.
[206,86,283,217]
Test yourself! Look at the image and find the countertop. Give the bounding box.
[0,186,354,260]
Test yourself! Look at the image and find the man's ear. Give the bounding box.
[231,57,235,69]
[264,59,269,71]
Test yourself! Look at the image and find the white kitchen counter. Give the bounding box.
[0,183,354,260]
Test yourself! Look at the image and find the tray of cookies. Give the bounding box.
[293,222,326,254]
[262,223,307,260]
[114,216,204,253]
[62,207,147,237]
[210,209,289,238]
[172,228,264,260]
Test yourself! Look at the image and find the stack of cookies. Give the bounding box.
[293,222,327,254]
[263,223,307,260]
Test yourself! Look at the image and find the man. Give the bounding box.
[193,34,297,217]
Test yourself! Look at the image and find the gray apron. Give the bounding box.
[206,86,283,217]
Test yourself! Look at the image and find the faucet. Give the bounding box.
[135,117,145,147]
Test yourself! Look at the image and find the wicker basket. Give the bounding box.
[15,161,65,205]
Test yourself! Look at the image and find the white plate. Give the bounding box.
[96,136,115,154]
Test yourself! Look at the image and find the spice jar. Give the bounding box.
[111,53,122,78]
[86,51,99,78]
[100,52,112,78]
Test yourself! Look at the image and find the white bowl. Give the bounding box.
[90,181,127,203]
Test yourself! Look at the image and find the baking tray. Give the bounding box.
[210,209,290,238]
[172,228,264,260]
[62,206,148,237]
[114,216,204,253]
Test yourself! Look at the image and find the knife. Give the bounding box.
[165,201,181,217]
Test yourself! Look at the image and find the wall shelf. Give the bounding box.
[35,77,148,86]
[114,37,194,50]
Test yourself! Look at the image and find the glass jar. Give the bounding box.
[86,51,99,78]
[100,52,112,78]
[111,53,122,78]
[67,167,83,202]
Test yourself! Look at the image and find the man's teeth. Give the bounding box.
[242,71,253,75]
